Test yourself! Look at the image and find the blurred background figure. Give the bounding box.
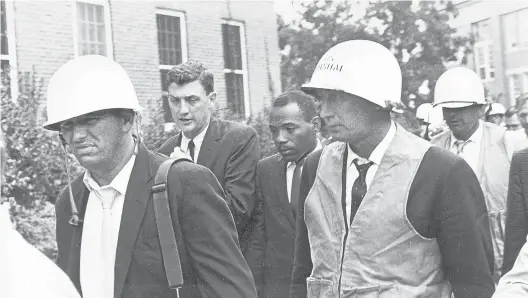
[505,107,522,131]
[311,115,332,146]
[486,103,506,126]
[416,103,434,140]
[0,129,81,298]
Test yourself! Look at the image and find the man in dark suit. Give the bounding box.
[503,148,528,275]
[46,55,257,298]
[249,90,318,297]
[157,61,260,258]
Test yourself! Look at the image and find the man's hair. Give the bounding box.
[166,60,214,95]
[505,107,517,118]
[272,90,317,122]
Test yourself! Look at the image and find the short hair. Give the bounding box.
[166,60,214,95]
[505,107,517,118]
[272,90,317,122]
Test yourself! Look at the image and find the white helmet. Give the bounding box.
[44,55,141,131]
[416,103,433,122]
[433,67,486,108]
[487,102,506,116]
[302,40,402,108]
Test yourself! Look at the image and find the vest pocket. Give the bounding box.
[341,284,393,298]
[306,277,335,298]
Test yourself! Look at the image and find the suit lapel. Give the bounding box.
[197,118,222,168]
[67,181,89,293]
[477,124,493,181]
[275,158,296,228]
[114,144,155,298]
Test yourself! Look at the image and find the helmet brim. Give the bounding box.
[434,102,483,109]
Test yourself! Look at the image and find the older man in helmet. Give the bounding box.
[290,41,494,298]
[486,103,507,126]
[46,55,257,298]
[431,67,520,282]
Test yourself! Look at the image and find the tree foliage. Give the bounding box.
[279,0,471,108]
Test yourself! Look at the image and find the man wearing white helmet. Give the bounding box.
[485,102,506,126]
[290,40,494,298]
[46,55,257,298]
[431,67,520,282]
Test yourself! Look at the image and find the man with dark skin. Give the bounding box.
[248,90,318,298]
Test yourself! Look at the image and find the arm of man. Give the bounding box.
[435,157,495,298]
[243,186,267,298]
[172,163,258,298]
[503,151,528,275]
[290,150,321,298]
[224,127,260,232]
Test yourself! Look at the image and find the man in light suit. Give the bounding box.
[249,90,319,298]
[47,55,257,298]
[493,235,528,297]
[158,60,260,261]
[431,67,520,281]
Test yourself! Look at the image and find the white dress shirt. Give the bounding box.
[180,119,210,161]
[286,141,323,202]
[345,121,396,221]
[80,154,136,298]
[493,235,528,297]
[449,121,483,174]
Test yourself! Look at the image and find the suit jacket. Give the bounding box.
[55,143,257,298]
[258,154,297,298]
[431,121,519,278]
[494,236,528,298]
[158,118,260,254]
[503,148,528,274]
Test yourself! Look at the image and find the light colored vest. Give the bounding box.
[304,127,452,298]
[431,122,518,277]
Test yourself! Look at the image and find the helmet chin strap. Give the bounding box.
[59,134,82,227]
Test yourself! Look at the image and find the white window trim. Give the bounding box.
[156,9,188,127]
[72,0,114,58]
[503,8,528,54]
[474,40,494,82]
[222,19,250,119]
[4,0,18,100]
[507,67,528,105]
[156,8,188,70]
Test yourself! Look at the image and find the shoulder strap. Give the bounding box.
[151,151,193,291]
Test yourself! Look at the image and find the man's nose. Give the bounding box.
[179,100,190,114]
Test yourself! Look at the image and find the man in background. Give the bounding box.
[157,60,260,266]
[250,90,319,297]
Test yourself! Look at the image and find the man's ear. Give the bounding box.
[208,92,217,102]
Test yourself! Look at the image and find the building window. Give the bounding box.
[503,8,528,52]
[222,20,249,118]
[1,0,18,99]
[73,0,113,57]
[509,73,528,105]
[156,9,187,123]
[471,19,494,81]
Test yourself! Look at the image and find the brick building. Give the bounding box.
[449,0,528,107]
[1,0,282,126]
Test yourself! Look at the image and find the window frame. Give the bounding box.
[507,67,528,105]
[473,41,495,82]
[503,8,528,53]
[1,0,18,100]
[72,0,114,58]
[222,19,250,119]
[156,8,188,126]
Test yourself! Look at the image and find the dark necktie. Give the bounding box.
[454,139,469,155]
[290,158,305,219]
[188,139,195,161]
[350,158,373,224]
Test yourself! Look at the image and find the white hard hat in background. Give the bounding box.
[44,55,142,131]
[433,67,486,108]
[416,103,433,122]
[487,102,506,116]
[302,40,402,108]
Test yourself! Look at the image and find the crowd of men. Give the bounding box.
[5,39,528,298]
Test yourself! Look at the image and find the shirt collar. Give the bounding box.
[348,120,396,168]
[181,117,211,152]
[83,154,136,196]
[286,140,322,169]
[450,120,483,148]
